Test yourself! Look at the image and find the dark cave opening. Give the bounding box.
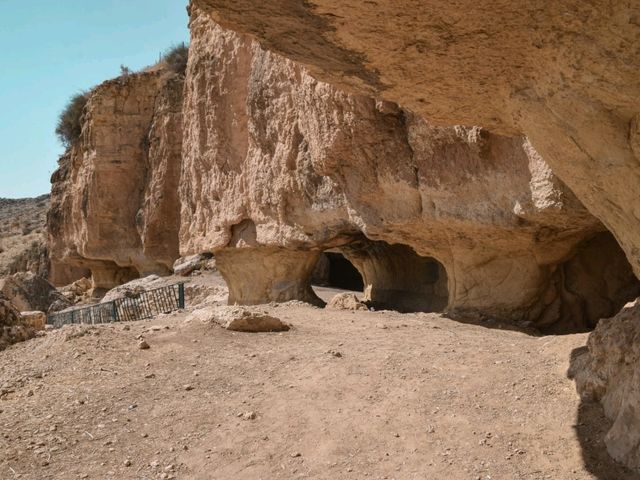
[311,252,364,292]
[312,236,450,313]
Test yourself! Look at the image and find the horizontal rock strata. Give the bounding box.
[179,6,638,331]
[48,68,184,294]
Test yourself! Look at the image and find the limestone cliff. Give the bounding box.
[179,6,638,332]
[48,68,184,294]
[48,6,640,333]
[194,0,640,283]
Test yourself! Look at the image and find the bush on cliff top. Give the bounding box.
[55,92,88,148]
[163,43,189,75]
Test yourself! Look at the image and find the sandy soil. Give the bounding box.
[0,272,638,480]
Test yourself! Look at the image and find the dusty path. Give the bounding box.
[0,276,637,479]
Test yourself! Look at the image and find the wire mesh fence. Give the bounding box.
[47,283,185,328]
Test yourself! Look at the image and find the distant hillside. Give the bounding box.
[0,194,49,277]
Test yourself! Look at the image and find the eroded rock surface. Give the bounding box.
[0,272,71,314]
[48,67,184,293]
[179,6,638,331]
[173,253,214,277]
[0,293,34,351]
[570,299,640,470]
[194,0,640,282]
[188,305,290,332]
[326,293,367,311]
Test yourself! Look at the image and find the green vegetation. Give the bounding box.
[163,43,189,75]
[55,92,88,147]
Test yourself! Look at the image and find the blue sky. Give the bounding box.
[0,0,189,198]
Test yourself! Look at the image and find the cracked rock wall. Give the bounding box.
[179,6,638,331]
[48,70,183,293]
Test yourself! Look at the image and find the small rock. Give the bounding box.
[124,459,132,467]
[242,411,256,420]
[183,384,194,391]
[326,293,368,311]
[291,452,302,458]
[327,350,342,358]
[138,340,150,350]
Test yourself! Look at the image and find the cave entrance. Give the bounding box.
[341,239,449,313]
[312,236,450,313]
[539,231,640,334]
[311,252,364,292]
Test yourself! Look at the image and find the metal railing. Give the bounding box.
[47,283,185,328]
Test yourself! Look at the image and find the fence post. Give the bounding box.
[178,283,185,309]
[111,301,118,322]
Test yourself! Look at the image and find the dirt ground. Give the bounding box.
[0,272,638,480]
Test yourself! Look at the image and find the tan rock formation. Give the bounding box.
[180,7,638,331]
[0,293,35,351]
[569,299,640,469]
[20,311,46,331]
[48,68,184,294]
[0,272,71,314]
[188,305,290,332]
[326,292,367,311]
[194,0,640,281]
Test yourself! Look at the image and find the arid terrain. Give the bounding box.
[0,196,48,278]
[1,272,637,480]
[2,0,640,478]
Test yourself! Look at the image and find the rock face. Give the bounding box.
[179,6,638,331]
[193,0,640,283]
[45,5,639,332]
[0,293,35,351]
[48,68,184,294]
[0,272,71,314]
[570,300,640,470]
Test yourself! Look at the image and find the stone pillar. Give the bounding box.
[216,247,323,306]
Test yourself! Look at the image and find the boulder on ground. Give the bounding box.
[59,277,92,304]
[0,292,35,350]
[188,306,290,332]
[100,275,168,303]
[569,299,640,470]
[0,272,71,314]
[20,311,46,331]
[173,253,214,276]
[327,293,368,311]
